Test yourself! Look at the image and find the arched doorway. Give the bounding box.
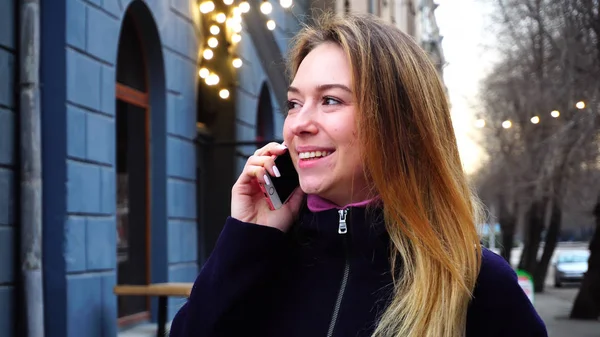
[115,7,151,324]
[256,83,274,142]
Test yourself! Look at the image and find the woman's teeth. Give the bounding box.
[299,151,331,160]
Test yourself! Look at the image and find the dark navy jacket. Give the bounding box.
[170,205,548,337]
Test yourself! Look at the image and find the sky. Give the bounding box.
[434,0,498,174]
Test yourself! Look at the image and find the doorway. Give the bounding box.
[115,9,151,325]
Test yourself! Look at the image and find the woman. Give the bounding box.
[170,13,547,337]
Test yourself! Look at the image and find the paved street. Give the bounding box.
[535,287,600,337]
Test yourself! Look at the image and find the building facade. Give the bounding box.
[1,0,314,336]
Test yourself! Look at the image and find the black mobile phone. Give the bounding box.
[262,151,300,210]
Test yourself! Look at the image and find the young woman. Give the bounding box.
[170,13,547,337]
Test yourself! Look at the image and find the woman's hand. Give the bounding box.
[231,142,305,232]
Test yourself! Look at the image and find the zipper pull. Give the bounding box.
[338,209,348,234]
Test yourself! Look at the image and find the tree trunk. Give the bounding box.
[518,199,546,274]
[533,200,561,293]
[498,197,517,264]
[570,198,600,320]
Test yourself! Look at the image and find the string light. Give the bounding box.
[203,49,214,60]
[197,0,294,99]
[576,101,586,109]
[260,1,273,14]
[239,1,251,12]
[215,12,227,23]
[475,119,485,128]
[208,37,219,48]
[199,68,209,78]
[551,110,560,118]
[232,58,243,68]
[502,120,512,129]
[530,116,540,124]
[199,1,215,13]
[219,89,230,99]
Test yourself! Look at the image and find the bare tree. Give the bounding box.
[477,0,600,296]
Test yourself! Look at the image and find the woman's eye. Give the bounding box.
[323,97,341,105]
[287,100,300,110]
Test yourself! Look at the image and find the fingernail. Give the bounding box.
[273,166,281,177]
[278,143,287,149]
[263,174,271,186]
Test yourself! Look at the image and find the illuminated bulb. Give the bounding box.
[198,68,209,78]
[474,119,485,128]
[203,49,214,60]
[206,73,220,86]
[199,1,215,13]
[232,58,243,68]
[530,116,540,124]
[266,19,276,30]
[233,7,242,16]
[280,0,292,8]
[223,0,233,5]
[215,13,227,23]
[576,101,586,109]
[502,120,512,129]
[551,110,560,118]
[232,22,243,33]
[210,25,220,35]
[239,1,250,12]
[232,33,241,43]
[208,37,219,48]
[260,1,273,14]
[219,89,230,99]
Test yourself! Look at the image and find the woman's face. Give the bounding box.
[283,42,369,206]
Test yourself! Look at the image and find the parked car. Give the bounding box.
[553,250,590,287]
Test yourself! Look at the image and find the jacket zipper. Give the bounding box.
[326,208,350,337]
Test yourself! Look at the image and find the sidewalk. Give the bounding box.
[534,289,600,337]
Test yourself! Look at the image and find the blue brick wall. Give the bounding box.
[40,0,198,336]
[0,0,16,335]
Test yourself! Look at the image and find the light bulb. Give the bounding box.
[240,1,250,12]
[232,22,243,33]
[530,116,540,124]
[260,1,273,14]
[232,58,242,68]
[219,89,230,99]
[551,110,560,118]
[223,0,233,5]
[502,120,512,129]
[280,0,292,8]
[216,13,227,23]
[208,37,218,48]
[266,20,276,30]
[232,33,242,43]
[203,49,214,60]
[210,25,220,35]
[576,101,586,109]
[199,1,215,13]
[206,74,220,86]
[233,7,242,16]
[199,68,209,78]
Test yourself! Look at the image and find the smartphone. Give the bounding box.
[260,151,300,210]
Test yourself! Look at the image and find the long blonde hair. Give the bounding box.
[287,13,483,337]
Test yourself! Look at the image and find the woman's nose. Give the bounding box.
[289,108,319,136]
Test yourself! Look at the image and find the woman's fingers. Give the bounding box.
[254,142,287,157]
